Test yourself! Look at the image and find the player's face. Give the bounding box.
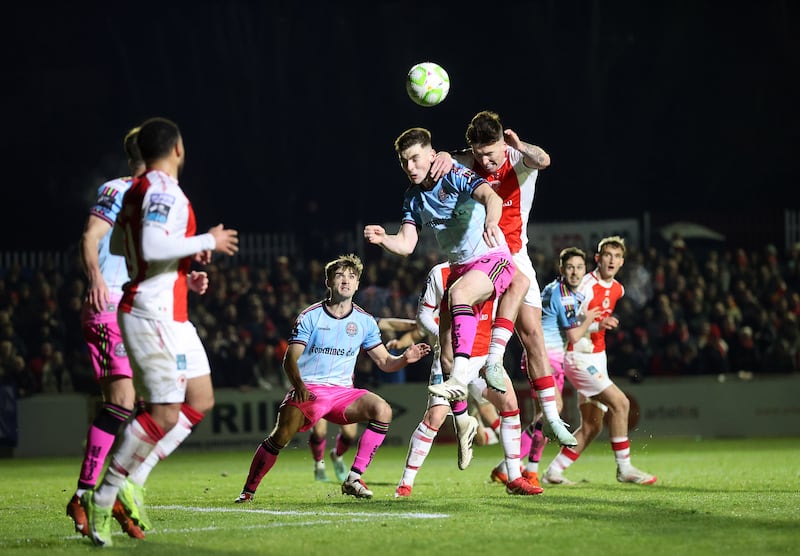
[470,140,506,174]
[561,256,587,289]
[329,268,360,299]
[595,246,625,280]
[399,143,435,185]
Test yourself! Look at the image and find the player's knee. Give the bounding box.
[375,401,393,422]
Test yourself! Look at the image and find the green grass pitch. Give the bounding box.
[0,437,798,555]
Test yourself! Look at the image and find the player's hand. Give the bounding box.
[601,315,620,330]
[292,385,314,403]
[483,223,506,248]
[585,306,603,323]
[363,225,386,245]
[188,271,209,295]
[430,151,454,181]
[208,224,239,256]
[86,279,110,313]
[503,128,522,150]
[403,342,431,363]
[193,250,213,264]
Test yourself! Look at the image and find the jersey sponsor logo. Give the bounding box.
[502,199,513,207]
[346,322,358,336]
[308,345,359,357]
[146,193,175,224]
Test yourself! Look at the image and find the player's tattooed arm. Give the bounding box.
[519,142,550,169]
[503,128,550,169]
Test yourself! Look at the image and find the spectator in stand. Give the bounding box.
[0,338,34,397]
[729,326,761,376]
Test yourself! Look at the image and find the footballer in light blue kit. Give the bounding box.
[235,254,431,502]
[364,127,514,411]
[87,177,134,316]
[401,158,498,265]
[289,302,383,388]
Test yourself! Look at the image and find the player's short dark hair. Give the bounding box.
[325,254,364,283]
[559,247,587,268]
[394,127,431,154]
[465,110,503,146]
[137,117,180,163]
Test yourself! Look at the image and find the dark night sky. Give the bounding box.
[2,1,799,251]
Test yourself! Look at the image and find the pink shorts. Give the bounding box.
[448,247,515,300]
[82,315,132,382]
[546,348,567,392]
[281,384,369,432]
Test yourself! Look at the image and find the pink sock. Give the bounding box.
[334,431,352,458]
[450,304,478,358]
[351,421,389,474]
[519,425,533,462]
[78,403,131,489]
[244,437,281,493]
[308,432,326,462]
[530,423,548,462]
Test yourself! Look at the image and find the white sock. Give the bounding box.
[128,410,194,486]
[500,412,522,482]
[400,422,437,487]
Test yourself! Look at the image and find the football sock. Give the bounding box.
[308,431,326,463]
[549,446,580,475]
[400,422,438,487]
[486,318,514,365]
[499,409,522,482]
[334,431,353,458]
[611,436,632,470]
[528,421,547,471]
[450,304,478,360]
[94,412,164,509]
[128,404,202,486]
[243,437,283,494]
[78,402,132,490]
[351,420,389,475]
[532,376,561,425]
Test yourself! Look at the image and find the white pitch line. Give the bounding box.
[156,505,449,519]
[59,508,448,541]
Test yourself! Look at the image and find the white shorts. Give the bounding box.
[513,250,542,308]
[428,354,489,409]
[119,313,211,404]
[563,350,614,399]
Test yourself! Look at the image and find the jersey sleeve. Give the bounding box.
[362,316,383,350]
[89,178,128,226]
[417,264,445,338]
[139,188,215,261]
[401,191,420,229]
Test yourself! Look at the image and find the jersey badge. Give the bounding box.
[146,193,175,224]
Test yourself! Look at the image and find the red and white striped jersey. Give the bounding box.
[455,146,538,255]
[115,170,215,322]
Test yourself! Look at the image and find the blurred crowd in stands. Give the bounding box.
[2,237,799,399]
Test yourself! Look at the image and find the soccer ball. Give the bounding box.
[406,62,450,107]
